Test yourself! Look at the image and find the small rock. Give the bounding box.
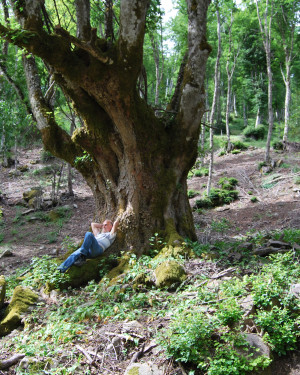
[122,320,144,334]
[0,249,13,258]
[73,204,78,208]
[52,248,59,256]
[124,362,164,375]
[290,284,300,299]
[216,206,230,212]
[243,333,270,359]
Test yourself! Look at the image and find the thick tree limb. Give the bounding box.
[180,0,211,135]
[118,0,148,80]
[0,354,25,370]
[54,26,112,64]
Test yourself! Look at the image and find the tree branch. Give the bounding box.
[0,354,25,370]
[118,0,148,80]
[180,0,211,135]
[54,25,112,64]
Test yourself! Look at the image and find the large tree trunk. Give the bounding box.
[0,0,211,250]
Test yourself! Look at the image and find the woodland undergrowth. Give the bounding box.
[1,228,300,375]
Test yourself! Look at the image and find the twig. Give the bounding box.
[0,354,25,370]
[18,267,33,277]
[130,343,145,364]
[211,267,236,279]
[75,345,93,365]
[200,294,244,306]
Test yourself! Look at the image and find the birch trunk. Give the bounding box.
[256,0,274,164]
[207,9,221,195]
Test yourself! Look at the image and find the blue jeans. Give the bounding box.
[58,232,104,273]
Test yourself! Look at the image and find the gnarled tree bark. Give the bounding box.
[0,0,211,251]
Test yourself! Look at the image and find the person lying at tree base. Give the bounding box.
[57,217,120,273]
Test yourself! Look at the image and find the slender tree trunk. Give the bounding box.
[277,1,295,143]
[207,8,221,195]
[256,0,274,164]
[0,125,7,165]
[282,73,291,142]
[216,69,222,129]
[14,134,17,171]
[233,93,238,117]
[243,100,248,127]
[68,115,76,197]
[265,47,274,163]
[255,107,261,128]
[150,26,164,107]
[225,10,239,152]
[225,78,232,150]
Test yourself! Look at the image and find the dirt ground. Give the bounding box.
[0,146,300,375]
[0,146,299,277]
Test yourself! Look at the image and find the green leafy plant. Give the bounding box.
[21,255,70,289]
[194,168,209,177]
[188,189,200,198]
[258,161,267,170]
[210,218,232,234]
[74,151,93,166]
[149,232,166,257]
[41,149,55,162]
[232,140,248,151]
[243,125,265,140]
[272,141,284,150]
[195,188,238,209]
[294,176,300,185]
[218,177,238,190]
[255,306,298,355]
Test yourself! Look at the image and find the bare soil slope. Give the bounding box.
[0,146,299,276]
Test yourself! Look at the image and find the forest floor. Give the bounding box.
[0,146,299,276]
[0,145,300,375]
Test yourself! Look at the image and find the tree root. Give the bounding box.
[0,354,25,370]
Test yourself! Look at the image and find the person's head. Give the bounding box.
[102,219,113,233]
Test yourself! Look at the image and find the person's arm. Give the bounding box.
[111,217,120,235]
[91,222,102,236]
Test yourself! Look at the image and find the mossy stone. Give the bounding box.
[47,210,61,221]
[23,189,42,202]
[157,244,194,259]
[154,260,187,288]
[105,252,132,286]
[0,286,38,337]
[59,257,103,289]
[0,275,6,309]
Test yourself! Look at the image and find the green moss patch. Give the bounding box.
[154,260,186,289]
[0,286,38,337]
[0,275,6,309]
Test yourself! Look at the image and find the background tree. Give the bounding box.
[274,0,298,142]
[207,1,221,195]
[255,0,275,163]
